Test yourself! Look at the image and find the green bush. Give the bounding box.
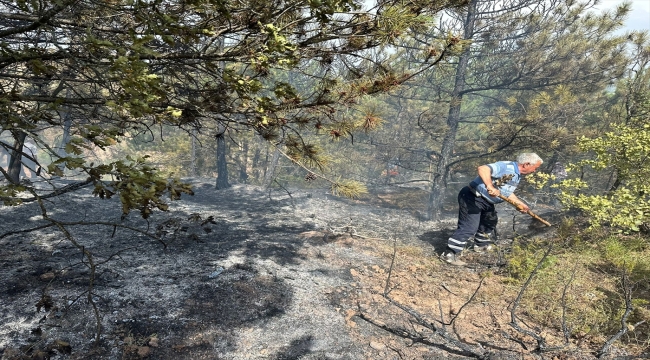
[504,231,650,340]
[557,110,650,233]
[505,238,557,282]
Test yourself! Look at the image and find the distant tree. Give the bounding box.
[215,127,230,190]
[262,147,281,188]
[190,129,198,177]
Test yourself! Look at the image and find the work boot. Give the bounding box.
[440,251,466,266]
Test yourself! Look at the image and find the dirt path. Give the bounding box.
[1,180,584,359]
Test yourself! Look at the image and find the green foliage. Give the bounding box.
[504,226,650,340]
[45,151,194,218]
[558,117,650,232]
[504,238,557,282]
[330,179,367,199]
[526,171,556,190]
[506,244,618,338]
[487,86,586,155]
[599,236,650,280]
[89,156,195,218]
[308,0,359,22]
[285,136,330,171]
[554,35,650,233]
[0,183,27,206]
[122,127,192,175]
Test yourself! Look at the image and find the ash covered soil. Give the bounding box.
[0,179,595,360]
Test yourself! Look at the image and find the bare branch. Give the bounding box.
[0,0,80,38]
[597,268,643,358]
[383,236,398,296]
[509,241,567,353]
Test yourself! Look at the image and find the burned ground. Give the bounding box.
[0,179,631,359]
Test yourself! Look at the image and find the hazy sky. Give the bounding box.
[595,0,650,31]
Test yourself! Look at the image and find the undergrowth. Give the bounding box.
[503,218,650,348]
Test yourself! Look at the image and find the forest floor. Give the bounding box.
[0,178,642,359]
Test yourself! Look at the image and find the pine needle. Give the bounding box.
[331,180,367,199]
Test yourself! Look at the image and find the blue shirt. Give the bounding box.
[469,161,520,204]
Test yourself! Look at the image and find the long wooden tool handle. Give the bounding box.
[497,194,552,227]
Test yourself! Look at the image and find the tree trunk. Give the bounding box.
[7,131,27,184]
[190,129,197,177]
[215,130,230,189]
[261,143,270,183]
[262,147,280,189]
[58,114,72,157]
[251,140,262,183]
[239,140,249,183]
[51,88,72,173]
[427,0,477,221]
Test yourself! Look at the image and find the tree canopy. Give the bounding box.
[0,0,467,214]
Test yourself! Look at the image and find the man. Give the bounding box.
[441,153,543,266]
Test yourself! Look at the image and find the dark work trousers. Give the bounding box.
[446,186,498,253]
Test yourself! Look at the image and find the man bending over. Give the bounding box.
[441,153,543,266]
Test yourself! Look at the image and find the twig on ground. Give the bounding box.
[440,283,458,296]
[448,277,485,326]
[438,300,446,331]
[383,236,398,296]
[560,263,578,343]
[273,179,295,208]
[499,330,529,351]
[356,312,484,358]
[358,274,489,358]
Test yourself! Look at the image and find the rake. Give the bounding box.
[494,174,552,227]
